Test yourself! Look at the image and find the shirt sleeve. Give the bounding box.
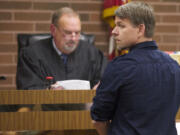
[90,58,137,121]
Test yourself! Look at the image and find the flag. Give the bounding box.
[102,0,130,60]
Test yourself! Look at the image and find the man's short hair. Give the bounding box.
[52,7,80,27]
[115,2,155,38]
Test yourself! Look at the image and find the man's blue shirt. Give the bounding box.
[91,41,180,135]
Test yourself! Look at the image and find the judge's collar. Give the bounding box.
[52,39,62,56]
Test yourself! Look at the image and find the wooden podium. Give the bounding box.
[0,90,97,135]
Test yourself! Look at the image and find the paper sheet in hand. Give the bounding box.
[56,80,90,90]
[176,122,180,135]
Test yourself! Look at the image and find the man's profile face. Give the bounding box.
[53,14,81,54]
[112,16,139,49]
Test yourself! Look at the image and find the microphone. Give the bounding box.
[45,76,54,90]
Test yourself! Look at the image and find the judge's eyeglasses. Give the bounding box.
[57,27,81,38]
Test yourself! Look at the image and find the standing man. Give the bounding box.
[91,2,180,135]
[16,7,107,90]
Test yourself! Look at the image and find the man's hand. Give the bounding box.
[50,82,65,90]
[92,120,110,135]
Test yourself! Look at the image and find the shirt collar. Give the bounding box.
[52,39,62,56]
[130,41,158,52]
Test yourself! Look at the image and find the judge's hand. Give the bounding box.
[50,82,65,90]
[92,82,100,90]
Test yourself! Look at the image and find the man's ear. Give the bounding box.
[137,24,145,38]
[50,24,56,36]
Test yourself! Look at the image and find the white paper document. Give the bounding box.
[176,122,180,135]
[55,80,90,90]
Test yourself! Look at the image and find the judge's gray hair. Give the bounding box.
[115,1,155,38]
[52,7,80,27]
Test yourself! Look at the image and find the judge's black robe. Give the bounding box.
[16,37,108,110]
[17,37,107,89]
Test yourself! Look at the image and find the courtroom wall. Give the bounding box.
[0,0,180,90]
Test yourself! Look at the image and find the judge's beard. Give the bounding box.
[63,41,78,54]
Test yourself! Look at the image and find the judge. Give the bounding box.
[16,7,107,90]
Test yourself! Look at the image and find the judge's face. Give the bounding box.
[51,14,81,54]
[112,16,139,49]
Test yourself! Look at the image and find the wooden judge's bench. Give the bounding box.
[0,54,179,135]
[0,90,97,135]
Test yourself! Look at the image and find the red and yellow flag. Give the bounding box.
[103,0,130,28]
[102,0,130,60]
